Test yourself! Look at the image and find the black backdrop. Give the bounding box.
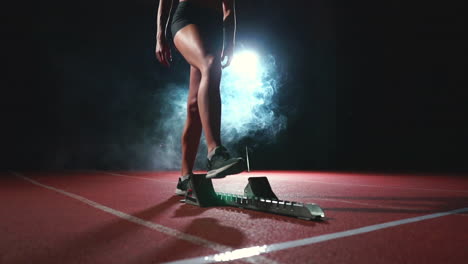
[2,0,466,172]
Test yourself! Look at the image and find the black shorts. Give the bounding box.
[171,1,224,51]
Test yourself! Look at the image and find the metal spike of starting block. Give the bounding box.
[182,174,325,220]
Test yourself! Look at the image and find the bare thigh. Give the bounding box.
[173,24,222,71]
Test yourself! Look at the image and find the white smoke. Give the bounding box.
[151,50,286,170]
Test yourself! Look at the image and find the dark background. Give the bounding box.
[2,0,467,173]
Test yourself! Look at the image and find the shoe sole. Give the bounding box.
[206,159,245,179]
[175,189,186,196]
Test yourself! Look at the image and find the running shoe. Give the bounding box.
[175,174,191,196]
[206,146,245,179]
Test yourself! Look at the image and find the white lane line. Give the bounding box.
[271,177,468,193]
[163,207,468,264]
[11,172,278,264]
[97,172,467,213]
[95,172,434,211]
[99,171,176,184]
[99,170,468,193]
[313,197,410,210]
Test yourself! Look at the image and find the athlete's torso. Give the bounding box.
[179,0,223,13]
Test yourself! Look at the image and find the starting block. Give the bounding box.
[182,174,325,220]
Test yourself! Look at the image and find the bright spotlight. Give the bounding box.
[220,48,285,137]
[230,50,260,77]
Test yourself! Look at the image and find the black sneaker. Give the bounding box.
[175,174,191,196]
[206,146,245,179]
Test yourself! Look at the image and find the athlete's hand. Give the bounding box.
[155,35,172,67]
[221,44,234,69]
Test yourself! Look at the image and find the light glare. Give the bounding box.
[210,245,268,262]
[220,49,286,144]
[230,51,260,77]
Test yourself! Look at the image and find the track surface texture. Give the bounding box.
[1,171,467,264]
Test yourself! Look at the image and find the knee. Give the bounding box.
[200,55,220,75]
[187,96,198,114]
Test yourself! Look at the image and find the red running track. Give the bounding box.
[1,171,467,264]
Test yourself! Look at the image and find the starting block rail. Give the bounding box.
[182,174,325,220]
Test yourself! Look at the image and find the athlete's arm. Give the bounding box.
[155,0,173,67]
[221,0,236,68]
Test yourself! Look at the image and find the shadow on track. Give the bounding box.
[12,196,181,264]
[137,217,245,263]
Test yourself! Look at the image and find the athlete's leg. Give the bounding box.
[181,66,202,176]
[173,24,222,155]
